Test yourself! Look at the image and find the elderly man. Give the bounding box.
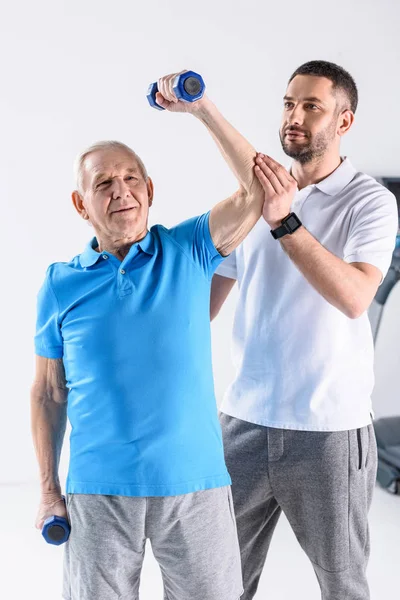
[31,71,267,600]
[211,60,398,600]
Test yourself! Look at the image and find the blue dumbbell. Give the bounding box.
[147,70,205,110]
[42,497,70,545]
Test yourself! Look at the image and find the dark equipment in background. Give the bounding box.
[372,177,400,494]
[371,252,400,344]
[374,417,400,494]
[371,178,400,343]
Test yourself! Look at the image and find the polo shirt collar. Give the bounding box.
[313,157,357,196]
[79,230,155,268]
[136,229,155,256]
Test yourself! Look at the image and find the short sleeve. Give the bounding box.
[166,211,226,279]
[34,266,63,358]
[214,249,237,280]
[343,190,398,281]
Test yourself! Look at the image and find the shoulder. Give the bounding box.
[336,171,397,227]
[43,255,83,294]
[151,213,209,234]
[347,171,396,207]
[150,213,211,247]
[149,222,168,238]
[47,255,80,276]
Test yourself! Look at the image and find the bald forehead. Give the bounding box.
[85,149,140,177]
[82,149,141,190]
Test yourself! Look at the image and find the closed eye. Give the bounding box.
[97,180,112,188]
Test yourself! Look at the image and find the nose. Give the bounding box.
[111,178,132,200]
[287,104,304,128]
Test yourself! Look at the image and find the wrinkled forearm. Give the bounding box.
[195,96,262,197]
[30,387,68,495]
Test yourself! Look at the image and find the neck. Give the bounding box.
[95,228,148,261]
[291,151,343,191]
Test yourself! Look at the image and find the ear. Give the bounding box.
[147,177,154,207]
[337,109,354,137]
[72,190,90,221]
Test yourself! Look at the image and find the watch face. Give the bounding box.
[286,215,299,230]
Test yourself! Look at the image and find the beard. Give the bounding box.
[279,118,337,164]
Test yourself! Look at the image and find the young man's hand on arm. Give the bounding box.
[31,356,68,529]
[255,154,385,319]
[155,71,265,256]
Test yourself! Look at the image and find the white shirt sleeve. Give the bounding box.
[343,190,398,281]
[214,249,238,280]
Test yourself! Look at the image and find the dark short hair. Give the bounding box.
[288,60,358,113]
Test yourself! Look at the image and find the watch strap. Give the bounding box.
[270,212,302,239]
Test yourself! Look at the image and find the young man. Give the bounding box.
[211,61,398,600]
[31,70,266,600]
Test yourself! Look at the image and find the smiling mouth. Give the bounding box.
[113,207,137,214]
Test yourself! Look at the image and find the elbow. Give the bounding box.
[235,177,263,204]
[346,309,362,320]
[239,176,261,200]
[248,168,265,200]
[236,185,250,202]
[344,302,367,320]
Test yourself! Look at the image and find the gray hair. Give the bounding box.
[74,140,148,194]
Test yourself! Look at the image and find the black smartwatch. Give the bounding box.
[270,212,302,240]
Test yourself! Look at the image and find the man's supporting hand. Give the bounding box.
[254,154,298,228]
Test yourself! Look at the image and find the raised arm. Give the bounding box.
[31,355,69,529]
[155,71,265,256]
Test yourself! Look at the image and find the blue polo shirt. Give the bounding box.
[35,211,231,496]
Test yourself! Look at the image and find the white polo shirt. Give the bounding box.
[216,158,398,431]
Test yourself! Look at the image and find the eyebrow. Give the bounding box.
[93,167,139,186]
[284,95,326,105]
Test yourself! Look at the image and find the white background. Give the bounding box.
[0,0,399,598]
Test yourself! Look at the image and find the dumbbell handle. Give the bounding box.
[41,496,71,546]
[147,70,205,111]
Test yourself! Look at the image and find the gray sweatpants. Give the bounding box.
[219,413,378,600]
[63,485,243,600]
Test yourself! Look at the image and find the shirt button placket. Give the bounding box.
[118,266,133,296]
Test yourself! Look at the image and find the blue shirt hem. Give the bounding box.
[66,473,231,497]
